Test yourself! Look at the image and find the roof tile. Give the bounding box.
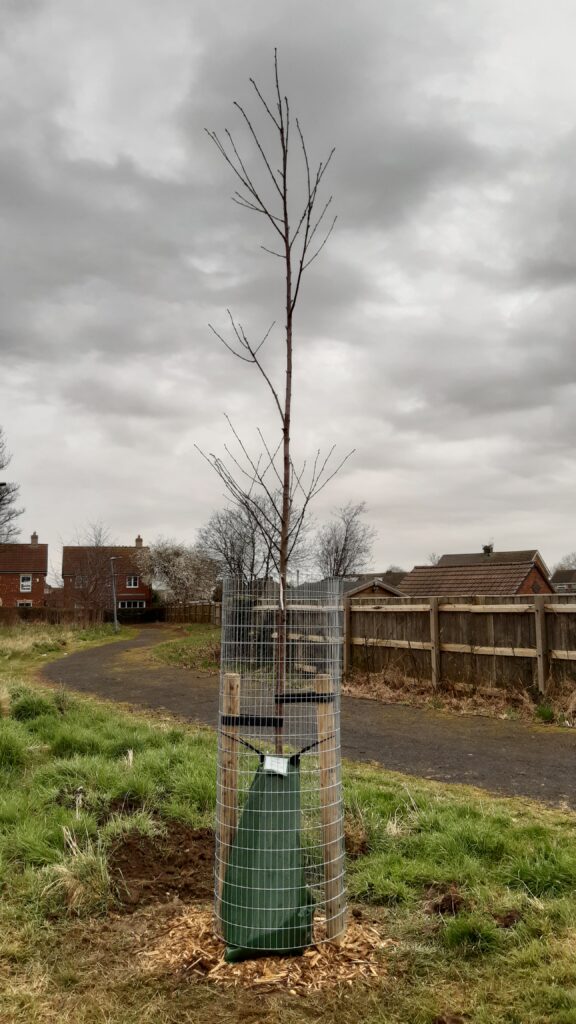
[400,562,538,596]
[0,543,48,574]
[62,546,147,577]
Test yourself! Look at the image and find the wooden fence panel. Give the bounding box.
[346,594,576,692]
[0,607,104,626]
[165,603,221,625]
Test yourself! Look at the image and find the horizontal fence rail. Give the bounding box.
[345,595,576,693]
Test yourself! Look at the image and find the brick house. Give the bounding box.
[60,535,152,612]
[551,568,576,594]
[400,546,554,597]
[0,532,48,607]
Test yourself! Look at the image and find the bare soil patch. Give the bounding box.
[425,883,466,917]
[109,823,215,910]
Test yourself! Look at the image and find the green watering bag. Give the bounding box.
[221,759,314,963]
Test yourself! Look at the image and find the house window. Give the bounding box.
[75,576,87,589]
[118,600,145,609]
[20,575,32,593]
[17,600,32,607]
[126,576,139,588]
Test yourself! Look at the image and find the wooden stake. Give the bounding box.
[316,673,346,943]
[216,672,240,916]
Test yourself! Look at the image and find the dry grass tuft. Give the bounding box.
[0,686,11,717]
[141,905,395,992]
[344,667,539,721]
[40,830,111,915]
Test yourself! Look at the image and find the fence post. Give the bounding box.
[534,595,549,695]
[343,598,351,677]
[429,596,441,687]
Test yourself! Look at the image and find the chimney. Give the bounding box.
[31,532,38,546]
[482,543,493,557]
[135,535,143,548]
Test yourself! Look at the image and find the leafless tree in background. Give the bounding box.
[554,552,576,571]
[427,552,441,566]
[314,502,376,578]
[197,495,312,584]
[69,522,116,612]
[137,538,220,604]
[197,506,269,584]
[0,427,23,542]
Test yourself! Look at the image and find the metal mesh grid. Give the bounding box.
[215,577,346,953]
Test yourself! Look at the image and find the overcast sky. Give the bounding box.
[1,0,576,577]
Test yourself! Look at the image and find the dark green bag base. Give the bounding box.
[221,760,314,963]
[224,942,308,964]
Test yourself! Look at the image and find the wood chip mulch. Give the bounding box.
[140,905,395,992]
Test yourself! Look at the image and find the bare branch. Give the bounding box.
[208,323,253,363]
[234,99,284,199]
[302,215,337,271]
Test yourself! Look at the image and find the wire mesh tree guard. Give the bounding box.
[215,577,346,962]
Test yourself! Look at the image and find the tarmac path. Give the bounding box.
[41,626,576,807]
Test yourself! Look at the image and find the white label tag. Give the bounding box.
[263,755,289,776]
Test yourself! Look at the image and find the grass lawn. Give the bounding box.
[1,623,576,1023]
[153,623,220,673]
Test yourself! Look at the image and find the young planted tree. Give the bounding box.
[202,52,350,750]
[0,427,23,542]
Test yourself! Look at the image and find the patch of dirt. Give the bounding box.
[425,884,466,916]
[106,794,146,818]
[344,819,370,859]
[108,823,215,911]
[432,1015,468,1024]
[493,909,523,928]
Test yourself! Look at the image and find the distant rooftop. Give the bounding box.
[0,540,48,574]
[436,548,550,579]
[400,561,550,597]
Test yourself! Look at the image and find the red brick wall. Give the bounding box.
[517,566,554,595]
[60,574,152,609]
[0,572,47,607]
[115,571,152,607]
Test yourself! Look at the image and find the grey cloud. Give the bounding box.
[3,0,576,572]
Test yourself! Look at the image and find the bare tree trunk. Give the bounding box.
[275,105,292,753]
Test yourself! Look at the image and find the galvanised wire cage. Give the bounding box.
[215,577,346,961]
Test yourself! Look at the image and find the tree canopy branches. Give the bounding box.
[199,51,351,593]
[0,427,23,543]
